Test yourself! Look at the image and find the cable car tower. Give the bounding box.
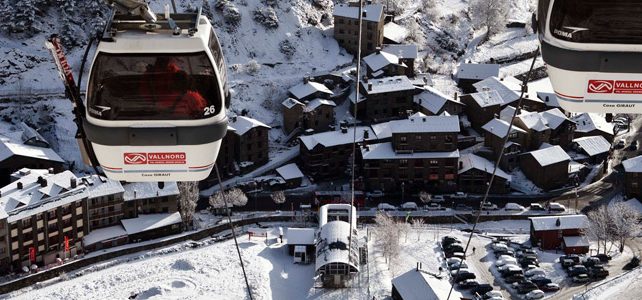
[46,0,229,182]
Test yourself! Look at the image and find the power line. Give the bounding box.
[446,48,541,300]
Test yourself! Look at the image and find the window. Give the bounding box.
[47,210,56,220]
[339,29,345,34]
[445,135,453,143]
[430,160,439,166]
[22,218,32,228]
[400,136,407,143]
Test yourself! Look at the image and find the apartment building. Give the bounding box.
[351,76,416,121]
[333,2,385,56]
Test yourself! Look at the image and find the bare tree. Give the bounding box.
[271,191,286,209]
[399,221,412,243]
[586,206,612,254]
[177,182,199,228]
[411,218,425,241]
[419,191,431,204]
[470,0,509,41]
[227,187,248,207]
[405,18,425,49]
[610,201,642,253]
[374,212,401,267]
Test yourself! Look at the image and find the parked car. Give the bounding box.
[583,257,602,268]
[482,291,503,300]
[446,252,466,259]
[568,265,588,276]
[426,203,444,210]
[540,283,560,292]
[445,244,465,254]
[593,254,612,263]
[367,190,384,198]
[451,268,471,276]
[494,248,515,258]
[498,263,522,273]
[623,256,640,270]
[504,203,525,211]
[531,277,552,287]
[547,202,566,212]
[529,203,546,211]
[400,202,418,210]
[517,249,537,258]
[453,271,476,281]
[589,266,609,279]
[432,195,446,203]
[449,261,469,270]
[630,140,639,151]
[471,284,493,296]
[525,289,545,300]
[455,203,473,211]
[496,257,518,267]
[442,236,461,244]
[524,268,546,278]
[505,273,526,284]
[377,203,397,211]
[457,279,480,289]
[451,192,468,199]
[560,255,581,268]
[517,281,539,294]
[491,242,509,251]
[572,274,590,283]
[481,202,499,210]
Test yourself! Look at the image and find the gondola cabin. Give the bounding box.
[537,0,642,113]
[85,10,229,182]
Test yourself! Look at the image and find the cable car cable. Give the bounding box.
[214,164,254,300]
[446,48,541,300]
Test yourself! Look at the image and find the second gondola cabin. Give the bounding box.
[85,10,229,182]
[537,0,642,113]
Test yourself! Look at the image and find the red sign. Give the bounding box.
[587,80,614,94]
[588,80,642,94]
[29,247,36,263]
[124,152,186,165]
[64,236,70,252]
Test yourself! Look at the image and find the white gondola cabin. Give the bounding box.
[85,10,229,182]
[538,0,642,113]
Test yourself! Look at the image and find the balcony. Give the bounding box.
[89,199,122,209]
[90,211,124,220]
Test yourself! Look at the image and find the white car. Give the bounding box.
[401,202,418,210]
[426,203,443,210]
[446,257,462,265]
[524,268,546,278]
[377,203,397,211]
[367,190,384,198]
[504,203,525,211]
[547,202,566,212]
[450,192,468,199]
[449,261,468,270]
[481,202,498,210]
[496,257,518,267]
[497,264,522,272]
[484,291,503,299]
[525,289,545,300]
[431,195,446,203]
[492,243,509,251]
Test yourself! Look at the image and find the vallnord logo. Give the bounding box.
[587,80,614,94]
[124,152,186,165]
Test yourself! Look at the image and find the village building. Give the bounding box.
[413,86,464,116]
[285,227,315,263]
[572,113,614,143]
[281,98,306,135]
[361,115,460,193]
[229,116,271,172]
[460,90,505,131]
[315,204,359,288]
[383,22,407,44]
[482,118,528,171]
[623,155,642,199]
[571,136,611,164]
[520,145,571,191]
[362,50,408,79]
[458,154,511,194]
[85,175,125,230]
[276,163,305,189]
[392,268,463,300]
[333,2,385,56]
[288,79,334,102]
[299,126,376,180]
[122,182,179,218]
[351,76,416,121]
[529,215,589,254]
[382,44,417,77]
[0,134,64,186]
[455,63,500,93]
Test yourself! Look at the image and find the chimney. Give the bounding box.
[48,168,54,174]
[376,47,381,54]
[555,218,561,227]
[70,178,77,189]
[422,117,426,122]
[364,144,370,151]
[232,116,237,122]
[40,178,47,187]
[545,96,550,103]
[17,182,23,190]
[459,161,463,170]
[363,130,369,139]
[423,76,428,83]
[341,127,348,134]
[454,92,458,100]
[398,58,403,65]
[419,99,422,105]
[37,176,43,184]
[362,11,367,18]
[304,77,309,84]
[134,190,137,199]
[368,82,373,91]
[158,182,165,189]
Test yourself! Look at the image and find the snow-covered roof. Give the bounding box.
[541,108,572,130]
[413,86,461,114]
[19,122,49,147]
[569,161,586,173]
[563,235,590,248]
[362,142,460,160]
[299,126,374,150]
[282,98,304,109]
[370,122,392,140]
[83,225,127,246]
[518,112,550,132]
[482,118,527,138]
[276,163,304,180]
[459,154,511,181]
[122,182,179,201]
[304,98,336,112]
[363,76,415,95]
[315,220,359,272]
[363,51,401,72]
[121,212,182,235]
[456,63,500,80]
[286,228,315,245]
[500,105,517,122]
[530,215,589,231]
[84,175,124,199]
[409,73,434,86]
[527,145,571,167]
[0,135,64,163]
[230,116,271,136]
[623,155,642,173]
[573,113,614,136]
[333,3,384,22]
[473,76,520,105]
[382,44,418,59]
[573,136,611,157]
[389,115,460,134]
[392,269,463,300]
[289,81,333,100]
[537,92,561,108]
[468,90,504,108]
[0,170,86,222]
[383,22,408,43]
[348,89,367,104]
[319,204,357,228]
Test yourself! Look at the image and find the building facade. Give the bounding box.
[333,3,385,56]
[352,76,416,121]
[230,116,271,172]
[520,146,571,191]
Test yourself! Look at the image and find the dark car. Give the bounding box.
[442,236,461,244]
[457,279,480,289]
[624,256,640,271]
[443,239,462,248]
[630,140,638,151]
[517,281,538,294]
[593,254,612,263]
[520,259,540,268]
[541,283,560,292]
[453,271,476,281]
[583,257,602,268]
[471,284,493,296]
[568,265,589,276]
[589,267,609,279]
[531,277,552,287]
[505,274,526,284]
[445,245,465,254]
[445,252,466,259]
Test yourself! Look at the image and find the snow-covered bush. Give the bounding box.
[405,18,425,47]
[312,0,331,8]
[279,39,296,59]
[271,191,286,208]
[223,3,242,25]
[246,59,261,75]
[227,188,248,207]
[214,0,228,10]
[253,6,279,29]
